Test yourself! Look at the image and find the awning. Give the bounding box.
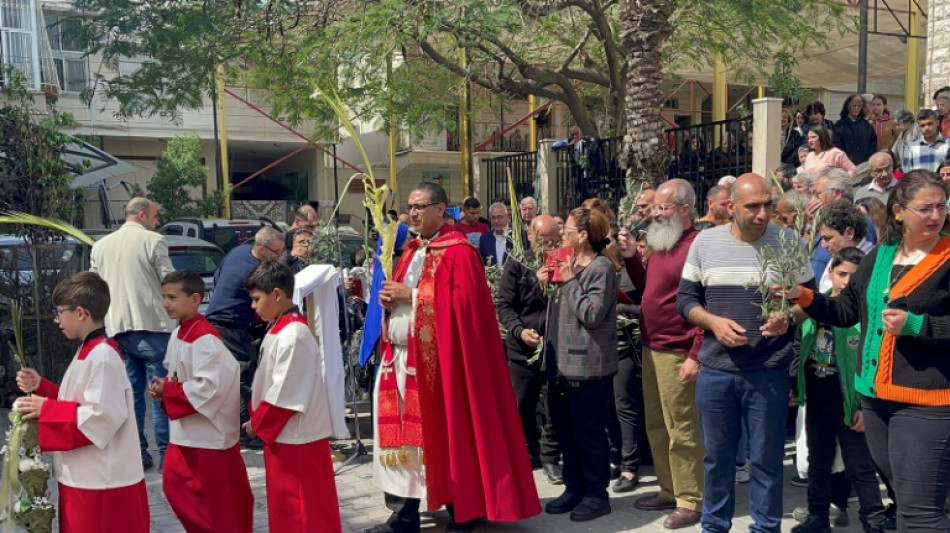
[65,140,136,189]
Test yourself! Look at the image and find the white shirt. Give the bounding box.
[494,232,507,265]
[251,314,333,444]
[164,317,241,449]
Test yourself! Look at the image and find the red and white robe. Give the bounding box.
[161,314,253,533]
[35,331,149,533]
[250,310,341,533]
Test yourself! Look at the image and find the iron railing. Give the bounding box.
[485,151,537,205]
[484,115,754,218]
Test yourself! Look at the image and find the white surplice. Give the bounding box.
[372,244,428,499]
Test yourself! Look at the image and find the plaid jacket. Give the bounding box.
[553,255,619,380]
[901,135,950,172]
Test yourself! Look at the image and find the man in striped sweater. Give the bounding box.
[677,173,816,533]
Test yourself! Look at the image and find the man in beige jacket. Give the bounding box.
[90,197,174,470]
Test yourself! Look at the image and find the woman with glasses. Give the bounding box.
[537,207,618,523]
[784,170,950,531]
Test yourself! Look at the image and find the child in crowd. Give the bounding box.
[792,247,886,533]
[242,260,342,532]
[15,272,148,533]
[148,270,254,533]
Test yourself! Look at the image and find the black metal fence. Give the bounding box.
[482,116,754,217]
[485,151,537,205]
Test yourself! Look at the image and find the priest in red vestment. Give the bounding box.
[365,182,541,533]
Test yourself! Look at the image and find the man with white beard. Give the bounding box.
[618,179,705,529]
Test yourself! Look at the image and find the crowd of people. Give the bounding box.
[7,90,950,533]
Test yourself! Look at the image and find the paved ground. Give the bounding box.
[3,400,877,533]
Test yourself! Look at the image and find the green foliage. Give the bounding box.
[147,134,220,220]
[0,67,83,242]
[73,0,852,139]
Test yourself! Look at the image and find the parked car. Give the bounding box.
[164,236,225,312]
[158,218,279,253]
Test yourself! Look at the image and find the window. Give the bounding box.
[45,15,86,93]
[1,0,39,88]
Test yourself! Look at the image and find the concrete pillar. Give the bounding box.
[925,0,950,105]
[752,97,783,181]
[537,139,558,215]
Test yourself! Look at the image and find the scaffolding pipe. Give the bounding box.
[216,65,232,218]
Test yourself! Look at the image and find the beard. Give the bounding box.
[646,214,685,252]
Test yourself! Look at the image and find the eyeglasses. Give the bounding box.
[652,203,683,213]
[262,245,284,255]
[52,306,77,319]
[905,204,949,216]
[635,203,651,210]
[870,167,892,176]
[406,202,441,212]
[562,226,581,234]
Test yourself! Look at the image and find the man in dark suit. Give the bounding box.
[479,202,513,266]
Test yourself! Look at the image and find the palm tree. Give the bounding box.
[619,0,674,196]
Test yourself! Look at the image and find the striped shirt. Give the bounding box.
[677,224,815,371]
[901,135,950,173]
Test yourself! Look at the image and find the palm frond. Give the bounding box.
[0,211,94,246]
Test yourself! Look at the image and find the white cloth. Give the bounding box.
[163,322,241,449]
[55,343,144,489]
[292,264,350,439]
[251,319,333,444]
[372,244,427,499]
[90,221,174,335]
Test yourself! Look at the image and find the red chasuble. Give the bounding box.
[383,225,541,523]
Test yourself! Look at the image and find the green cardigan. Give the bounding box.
[795,316,862,427]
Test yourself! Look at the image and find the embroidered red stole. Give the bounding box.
[377,226,469,471]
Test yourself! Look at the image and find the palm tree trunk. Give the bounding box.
[620,0,674,198]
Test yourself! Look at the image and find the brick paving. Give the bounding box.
[4,402,874,532]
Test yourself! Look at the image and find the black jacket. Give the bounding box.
[834,115,877,165]
[496,253,548,362]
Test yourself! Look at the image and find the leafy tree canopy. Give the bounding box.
[0,67,83,241]
[75,0,852,138]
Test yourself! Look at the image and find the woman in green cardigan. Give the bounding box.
[792,247,886,533]
[785,170,950,531]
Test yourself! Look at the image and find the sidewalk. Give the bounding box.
[5,403,868,533]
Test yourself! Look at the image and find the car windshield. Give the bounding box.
[206,227,260,253]
[169,248,224,276]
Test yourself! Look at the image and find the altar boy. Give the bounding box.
[242,260,342,532]
[149,270,253,533]
[15,272,149,533]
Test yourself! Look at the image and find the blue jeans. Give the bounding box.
[696,366,790,533]
[115,330,170,459]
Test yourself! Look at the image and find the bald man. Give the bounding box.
[678,173,815,532]
[90,197,175,471]
[496,214,563,485]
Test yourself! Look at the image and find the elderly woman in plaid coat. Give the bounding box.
[537,206,619,523]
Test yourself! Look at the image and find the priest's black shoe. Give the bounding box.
[569,497,611,522]
[544,492,583,514]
